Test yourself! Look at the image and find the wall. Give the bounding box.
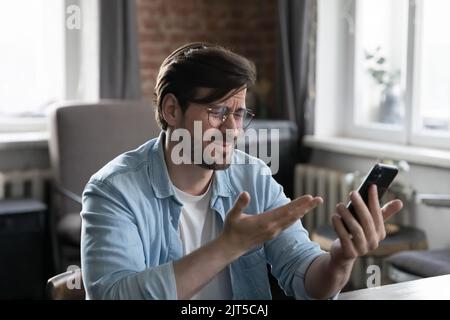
[136,0,278,118]
[308,149,450,250]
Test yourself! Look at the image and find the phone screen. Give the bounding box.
[347,163,399,218]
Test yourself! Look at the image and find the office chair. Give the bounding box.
[46,268,85,300]
[48,100,161,272]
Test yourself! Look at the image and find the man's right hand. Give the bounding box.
[173,192,322,299]
[220,192,323,257]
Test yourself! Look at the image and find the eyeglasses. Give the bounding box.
[204,105,255,129]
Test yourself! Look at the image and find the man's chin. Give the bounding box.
[195,145,234,170]
[196,162,231,171]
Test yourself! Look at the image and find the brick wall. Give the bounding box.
[136,0,278,118]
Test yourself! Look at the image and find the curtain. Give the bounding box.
[99,0,141,99]
[277,0,317,138]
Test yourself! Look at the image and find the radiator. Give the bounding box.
[0,169,52,202]
[294,164,359,233]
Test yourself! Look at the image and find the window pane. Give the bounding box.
[0,0,64,118]
[416,0,450,133]
[354,0,409,127]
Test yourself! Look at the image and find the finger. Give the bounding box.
[350,191,377,242]
[228,191,251,221]
[367,185,383,229]
[258,195,322,232]
[279,197,322,230]
[367,185,386,241]
[381,199,403,221]
[331,214,357,259]
[336,203,367,254]
[266,195,323,226]
[260,195,312,221]
[292,195,323,218]
[286,195,323,218]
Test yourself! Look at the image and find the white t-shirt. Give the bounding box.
[173,182,232,300]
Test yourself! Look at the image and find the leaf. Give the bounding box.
[365,52,374,59]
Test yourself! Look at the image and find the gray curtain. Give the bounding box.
[277,0,317,136]
[99,0,141,99]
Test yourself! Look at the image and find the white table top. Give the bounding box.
[338,275,450,300]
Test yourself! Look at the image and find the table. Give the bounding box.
[338,274,450,299]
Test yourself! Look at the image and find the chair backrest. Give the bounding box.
[48,100,161,216]
[46,269,85,300]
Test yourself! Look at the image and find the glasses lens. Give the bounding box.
[208,107,226,127]
[242,110,254,129]
[207,107,254,128]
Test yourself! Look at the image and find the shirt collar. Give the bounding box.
[149,131,235,200]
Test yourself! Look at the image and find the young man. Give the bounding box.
[81,43,403,300]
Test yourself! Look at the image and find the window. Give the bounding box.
[411,0,450,148]
[0,0,64,132]
[0,0,98,134]
[347,0,450,149]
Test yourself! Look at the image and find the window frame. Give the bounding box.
[0,0,99,135]
[0,0,65,134]
[344,0,450,150]
[345,0,409,145]
[409,0,450,149]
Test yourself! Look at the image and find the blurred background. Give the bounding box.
[1,0,450,299]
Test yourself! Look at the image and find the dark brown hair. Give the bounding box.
[154,42,257,130]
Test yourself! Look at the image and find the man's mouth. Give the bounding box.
[212,142,232,150]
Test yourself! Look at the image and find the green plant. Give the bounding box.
[365,46,400,89]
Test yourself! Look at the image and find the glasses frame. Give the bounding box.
[205,106,255,129]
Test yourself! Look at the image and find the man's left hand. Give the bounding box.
[329,185,403,266]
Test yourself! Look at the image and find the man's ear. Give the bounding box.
[161,93,181,128]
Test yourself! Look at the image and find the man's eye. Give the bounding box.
[210,107,227,115]
[234,110,245,118]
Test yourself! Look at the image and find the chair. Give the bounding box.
[46,268,85,300]
[48,100,161,272]
[386,248,450,282]
[386,194,450,282]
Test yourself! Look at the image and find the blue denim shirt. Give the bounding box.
[81,131,327,300]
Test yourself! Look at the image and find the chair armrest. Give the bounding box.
[54,185,82,205]
[46,269,85,300]
[417,194,450,208]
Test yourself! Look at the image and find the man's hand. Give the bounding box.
[220,192,323,257]
[330,185,403,265]
[304,185,403,299]
[174,192,322,299]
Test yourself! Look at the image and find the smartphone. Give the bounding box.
[347,163,399,220]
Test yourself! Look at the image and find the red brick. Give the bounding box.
[136,0,278,118]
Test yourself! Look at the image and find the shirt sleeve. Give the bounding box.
[261,172,339,300]
[81,179,177,299]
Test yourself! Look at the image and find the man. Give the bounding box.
[81,42,403,300]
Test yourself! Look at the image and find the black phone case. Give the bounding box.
[347,163,399,218]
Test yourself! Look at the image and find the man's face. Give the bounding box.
[177,88,247,170]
